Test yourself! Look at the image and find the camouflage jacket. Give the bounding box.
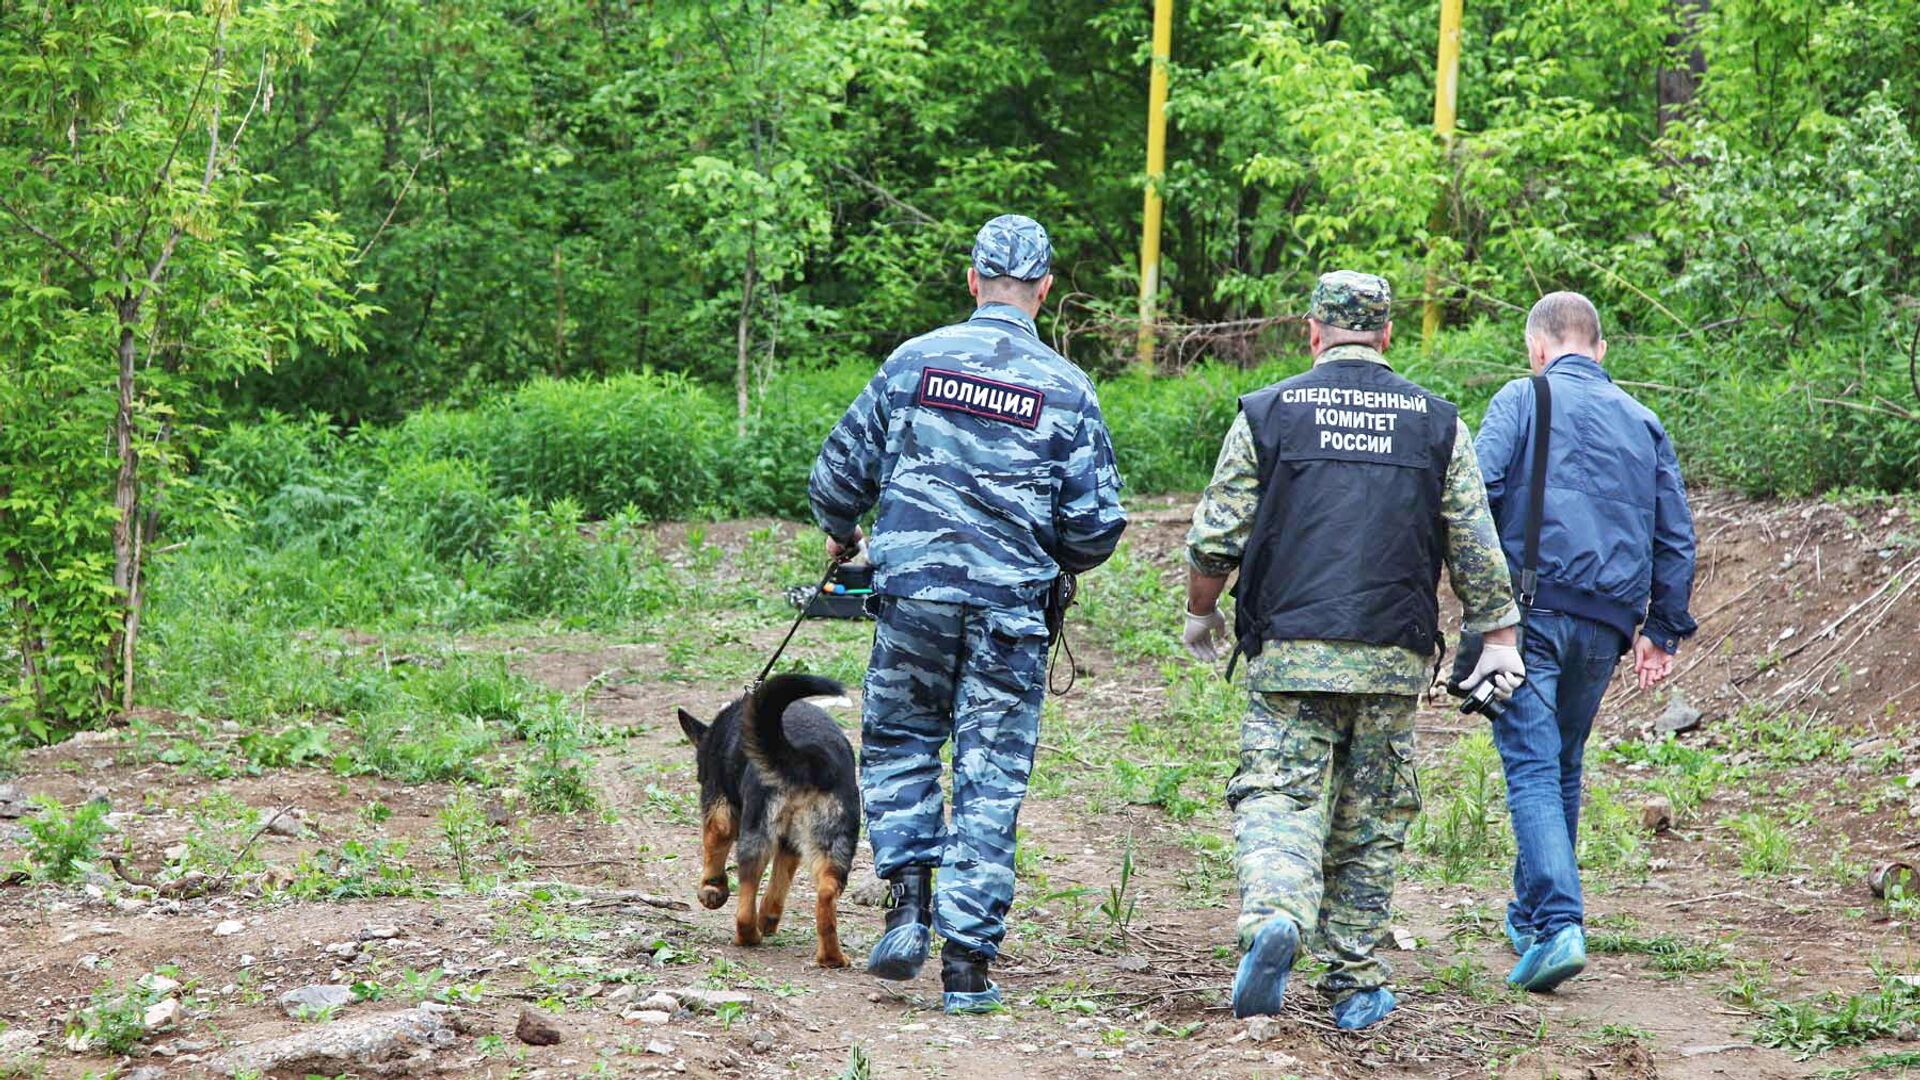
[809,303,1128,609]
[1187,344,1519,695]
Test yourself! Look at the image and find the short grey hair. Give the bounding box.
[1525,291,1602,349]
[976,274,1046,305]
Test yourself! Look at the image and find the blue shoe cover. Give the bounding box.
[1503,916,1535,957]
[942,983,1003,1015]
[1508,925,1586,993]
[866,923,930,981]
[1331,988,1398,1031]
[1231,918,1300,1019]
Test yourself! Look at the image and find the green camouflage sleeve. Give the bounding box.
[1186,412,1259,577]
[1443,418,1521,633]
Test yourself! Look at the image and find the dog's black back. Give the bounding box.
[677,673,859,966]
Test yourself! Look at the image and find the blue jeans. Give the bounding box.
[1491,611,1626,938]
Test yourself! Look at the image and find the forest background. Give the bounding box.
[2,0,1918,732]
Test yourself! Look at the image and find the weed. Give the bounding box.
[520,701,597,814]
[1813,1051,1920,1079]
[1099,834,1139,935]
[1587,928,1730,974]
[838,1044,873,1080]
[1410,731,1511,882]
[66,980,160,1054]
[1422,954,1506,1003]
[1753,969,1920,1058]
[439,786,506,888]
[1726,811,1797,876]
[1720,961,1774,1009]
[21,797,110,883]
[286,837,422,900]
[1579,782,1649,878]
[713,1000,748,1029]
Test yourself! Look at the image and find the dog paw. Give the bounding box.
[698,883,729,910]
[816,948,849,969]
[758,913,783,937]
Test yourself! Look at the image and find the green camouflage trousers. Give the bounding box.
[1229,691,1421,999]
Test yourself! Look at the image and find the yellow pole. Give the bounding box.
[1136,0,1175,372]
[1423,0,1463,345]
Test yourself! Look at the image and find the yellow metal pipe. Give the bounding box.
[1423,0,1463,345]
[1136,0,1174,372]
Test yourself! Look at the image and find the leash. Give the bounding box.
[1046,572,1078,696]
[752,557,842,693]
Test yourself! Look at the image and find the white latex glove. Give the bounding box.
[1183,608,1228,663]
[1459,641,1526,701]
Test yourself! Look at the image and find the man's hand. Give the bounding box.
[1633,635,1675,691]
[827,526,866,565]
[1459,638,1526,701]
[1183,607,1228,663]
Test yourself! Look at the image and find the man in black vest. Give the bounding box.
[1182,271,1525,1029]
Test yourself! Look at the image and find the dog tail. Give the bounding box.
[743,673,845,785]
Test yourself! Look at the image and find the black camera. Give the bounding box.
[1447,676,1509,720]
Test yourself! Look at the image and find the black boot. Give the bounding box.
[940,942,1002,1014]
[865,867,932,980]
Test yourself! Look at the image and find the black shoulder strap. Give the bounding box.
[1518,374,1552,608]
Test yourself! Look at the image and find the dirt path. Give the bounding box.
[1,494,1915,1079]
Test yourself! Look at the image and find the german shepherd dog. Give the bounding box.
[676,673,858,968]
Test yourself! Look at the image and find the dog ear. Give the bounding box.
[677,708,709,746]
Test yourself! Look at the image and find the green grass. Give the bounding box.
[1586,925,1731,975]
[1409,731,1512,883]
[1754,970,1920,1059]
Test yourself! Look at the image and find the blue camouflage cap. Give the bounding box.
[971,214,1053,281]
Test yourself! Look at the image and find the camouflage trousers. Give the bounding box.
[1229,691,1421,999]
[861,596,1049,958]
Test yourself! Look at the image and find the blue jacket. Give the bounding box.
[1475,354,1697,652]
[808,303,1128,609]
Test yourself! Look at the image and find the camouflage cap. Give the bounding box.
[972,214,1053,281]
[1309,271,1393,331]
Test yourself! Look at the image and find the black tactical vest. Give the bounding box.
[1232,358,1458,659]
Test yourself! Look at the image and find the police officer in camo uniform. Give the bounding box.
[808,214,1127,1014]
[1182,271,1525,1030]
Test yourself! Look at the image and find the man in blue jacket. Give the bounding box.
[1475,291,1697,993]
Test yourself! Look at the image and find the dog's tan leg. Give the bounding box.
[734,850,767,946]
[698,803,735,911]
[810,854,849,968]
[759,847,801,938]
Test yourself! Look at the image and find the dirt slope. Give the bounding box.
[0,491,1915,1080]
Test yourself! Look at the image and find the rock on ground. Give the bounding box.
[515,1007,562,1046]
[670,988,751,1012]
[204,1005,460,1077]
[1657,691,1703,733]
[143,998,183,1032]
[280,984,355,1017]
[0,1028,39,1056]
[1641,796,1675,833]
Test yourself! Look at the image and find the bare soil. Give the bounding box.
[1,492,1915,1079]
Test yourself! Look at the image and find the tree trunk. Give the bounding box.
[553,244,568,375]
[108,305,140,714]
[735,238,757,439]
[1658,0,1709,138]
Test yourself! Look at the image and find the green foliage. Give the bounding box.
[21,797,110,884]
[1754,969,1920,1058]
[0,2,373,734]
[67,980,161,1055]
[1409,732,1512,882]
[519,701,599,815]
